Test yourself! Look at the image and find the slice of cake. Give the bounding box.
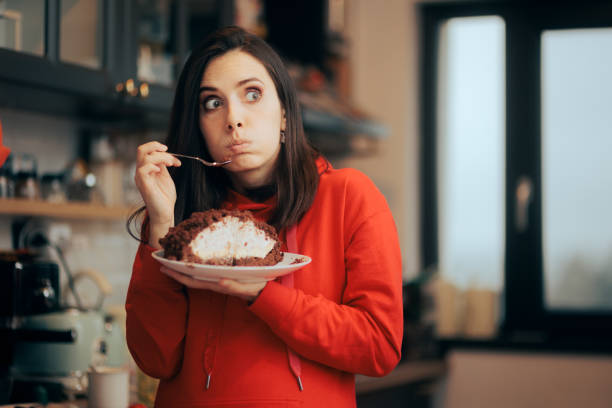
[159,209,283,266]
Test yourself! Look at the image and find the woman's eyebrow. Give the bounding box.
[199,77,264,94]
[237,77,263,86]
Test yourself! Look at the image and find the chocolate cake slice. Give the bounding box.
[159,209,283,266]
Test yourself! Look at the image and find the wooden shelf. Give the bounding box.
[302,106,389,139]
[0,198,134,220]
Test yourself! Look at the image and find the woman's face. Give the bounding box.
[198,49,285,189]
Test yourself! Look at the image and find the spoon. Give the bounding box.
[169,152,231,167]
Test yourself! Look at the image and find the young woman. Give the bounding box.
[126,26,403,408]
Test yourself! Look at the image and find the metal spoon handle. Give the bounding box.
[168,152,231,167]
[168,152,205,162]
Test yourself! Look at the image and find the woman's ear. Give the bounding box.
[281,109,287,132]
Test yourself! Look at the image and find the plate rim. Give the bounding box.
[151,249,311,271]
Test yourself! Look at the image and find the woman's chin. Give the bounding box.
[225,158,257,173]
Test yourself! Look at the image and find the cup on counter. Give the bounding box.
[463,288,498,338]
[88,366,130,408]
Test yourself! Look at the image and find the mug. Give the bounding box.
[88,366,130,408]
[463,288,498,338]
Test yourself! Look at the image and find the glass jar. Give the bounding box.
[14,171,40,199]
[14,153,40,200]
[41,173,67,203]
[0,153,15,198]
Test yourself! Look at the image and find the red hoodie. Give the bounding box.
[126,158,403,407]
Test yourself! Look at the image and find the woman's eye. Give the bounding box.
[245,89,261,102]
[203,97,222,111]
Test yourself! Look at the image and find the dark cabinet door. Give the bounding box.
[106,0,188,113]
[0,0,116,95]
[0,0,185,115]
[0,0,119,115]
[110,0,233,113]
[0,0,231,122]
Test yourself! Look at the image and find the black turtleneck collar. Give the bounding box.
[242,184,277,203]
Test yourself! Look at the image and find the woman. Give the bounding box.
[126,26,403,408]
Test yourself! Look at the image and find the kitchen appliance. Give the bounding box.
[0,256,60,329]
[0,255,126,404]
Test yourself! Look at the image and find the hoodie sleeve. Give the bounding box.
[125,243,188,379]
[249,171,404,377]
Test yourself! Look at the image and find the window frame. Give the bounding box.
[419,0,612,350]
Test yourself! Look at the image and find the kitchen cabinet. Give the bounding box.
[0,0,113,105]
[0,0,229,122]
[0,0,386,156]
[115,0,190,113]
[301,104,388,158]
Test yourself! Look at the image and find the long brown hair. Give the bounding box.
[127,26,320,241]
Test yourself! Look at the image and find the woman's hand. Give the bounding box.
[134,142,182,247]
[160,266,267,303]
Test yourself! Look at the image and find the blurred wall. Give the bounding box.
[444,350,612,408]
[341,0,421,280]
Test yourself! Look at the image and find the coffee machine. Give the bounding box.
[0,252,126,404]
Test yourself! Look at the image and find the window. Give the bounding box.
[541,28,612,311]
[436,16,505,292]
[421,0,612,348]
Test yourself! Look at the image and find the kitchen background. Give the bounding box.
[1,0,611,407]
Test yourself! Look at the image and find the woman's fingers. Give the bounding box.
[159,267,266,301]
[135,163,160,190]
[137,162,162,177]
[136,141,167,164]
[218,279,266,295]
[160,266,220,290]
[136,142,182,168]
[136,142,164,165]
[146,151,181,168]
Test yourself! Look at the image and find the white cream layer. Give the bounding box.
[188,216,276,262]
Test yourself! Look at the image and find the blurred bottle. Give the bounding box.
[41,172,67,203]
[65,158,99,202]
[14,153,40,200]
[0,153,15,198]
[89,133,125,206]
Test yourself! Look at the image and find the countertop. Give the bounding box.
[2,360,447,406]
[355,359,446,394]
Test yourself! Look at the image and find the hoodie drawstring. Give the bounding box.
[281,224,303,391]
[200,220,303,392]
[202,294,228,390]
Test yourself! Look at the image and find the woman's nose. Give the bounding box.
[227,121,242,131]
[226,100,243,131]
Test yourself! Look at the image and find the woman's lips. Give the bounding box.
[228,141,250,154]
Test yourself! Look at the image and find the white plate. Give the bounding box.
[152,250,311,283]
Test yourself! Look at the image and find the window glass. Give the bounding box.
[0,0,45,56]
[436,16,506,291]
[137,0,174,87]
[60,0,103,69]
[541,28,612,311]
